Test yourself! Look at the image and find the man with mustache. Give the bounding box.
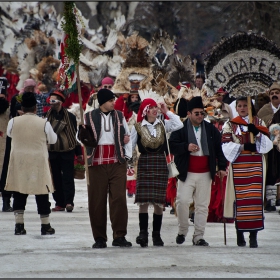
[257,82,280,126]
[258,82,280,212]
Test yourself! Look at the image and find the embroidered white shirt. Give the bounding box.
[96,112,132,158]
[222,116,273,163]
[131,111,183,152]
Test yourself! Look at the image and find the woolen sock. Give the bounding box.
[14,210,24,224]
[40,215,50,225]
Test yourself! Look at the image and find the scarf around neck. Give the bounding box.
[187,119,209,156]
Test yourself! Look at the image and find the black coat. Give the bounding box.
[169,120,227,182]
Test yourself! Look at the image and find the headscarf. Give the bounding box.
[137,98,157,122]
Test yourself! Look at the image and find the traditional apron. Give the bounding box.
[231,151,264,231]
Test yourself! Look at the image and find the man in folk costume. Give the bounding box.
[4,92,57,235]
[257,82,280,126]
[222,96,273,248]
[0,77,13,212]
[258,82,280,212]
[169,96,227,246]
[266,116,280,212]
[83,88,132,249]
[46,90,83,213]
[131,95,183,247]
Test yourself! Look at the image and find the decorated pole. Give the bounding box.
[60,1,89,186]
[247,95,255,154]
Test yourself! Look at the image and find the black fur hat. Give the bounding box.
[187,96,204,112]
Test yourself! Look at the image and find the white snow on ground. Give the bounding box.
[0,178,279,278]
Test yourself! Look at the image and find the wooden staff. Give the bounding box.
[76,63,89,187]
[247,95,255,155]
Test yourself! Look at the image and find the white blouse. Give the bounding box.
[222,117,273,163]
[131,111,183,152]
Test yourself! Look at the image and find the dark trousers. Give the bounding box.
[13,192,51,215]
[1,136,13,203]
[2,190,12,199]
[88,162,128,241]
[49,150,75,207]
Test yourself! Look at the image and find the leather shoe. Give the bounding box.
[92,238,107,249]
[176,234,185,244]
[66,204,74,212]
[193,239,209,246]
[15,223,26,235]
[52,206,65,212]
[112,237,132,247]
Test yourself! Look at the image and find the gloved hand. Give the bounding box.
[244,143,257,152]
[127,166,135,176]
[247,123,260,136]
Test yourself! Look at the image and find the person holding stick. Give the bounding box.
[221,96,273,248]
[131,97,183,248]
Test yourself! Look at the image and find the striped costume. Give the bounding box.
[221,116,273,231]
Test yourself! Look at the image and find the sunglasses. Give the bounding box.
[49,99,61,104]
[192,111,205,116]
[103,85,112,89]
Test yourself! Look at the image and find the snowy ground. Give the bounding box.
[1,179,280,278]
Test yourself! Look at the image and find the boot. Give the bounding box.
[152,214,164,246]
[152,231,164,246]
[136,230,149,247]
[249,231,258,248]
[136,213,149,247]
[15,224,26,235]
[236,230,246,247]
[2,197,13,212]
[41,224,55,235]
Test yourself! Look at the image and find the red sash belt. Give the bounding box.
[92,145,118,165]
[188,155,210,173]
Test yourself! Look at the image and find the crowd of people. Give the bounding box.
[0,71,279,250]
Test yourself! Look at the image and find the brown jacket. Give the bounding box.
[257,103,274,126]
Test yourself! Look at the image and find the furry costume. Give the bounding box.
[257,103,274,126]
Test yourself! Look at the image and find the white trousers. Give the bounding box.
[176,172,212,243]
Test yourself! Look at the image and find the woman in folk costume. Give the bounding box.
[222,96,273,248]
[131,94,183,247]
[114,81,141,198]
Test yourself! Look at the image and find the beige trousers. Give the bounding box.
[176,172,212,243]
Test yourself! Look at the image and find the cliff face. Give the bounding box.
[16,1,280,72]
